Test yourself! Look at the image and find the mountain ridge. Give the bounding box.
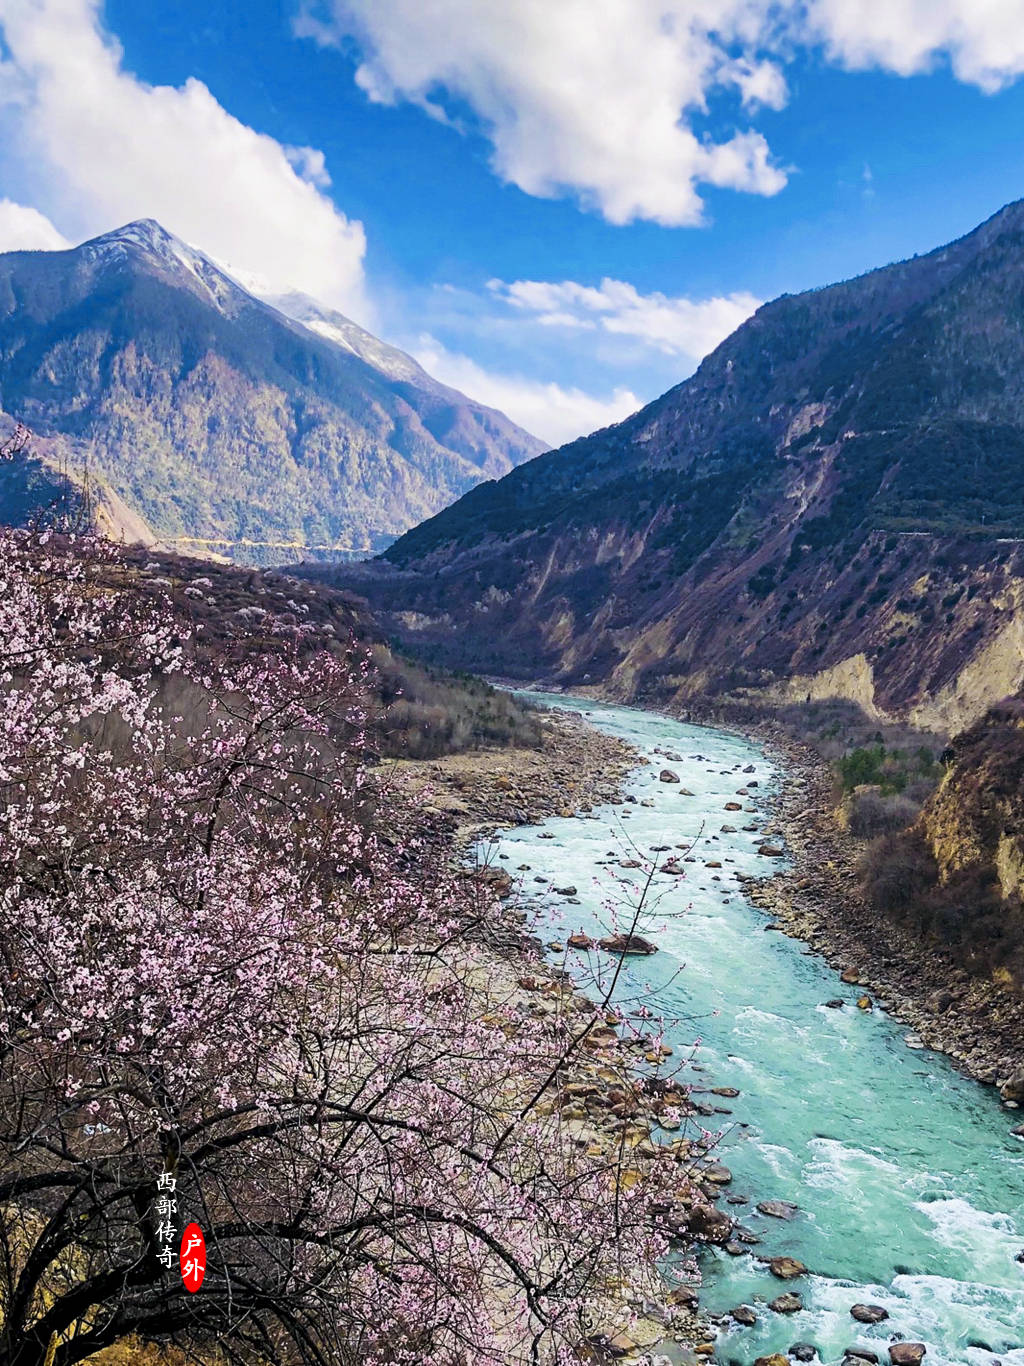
[307,197,1024,733]
[0,219,545,562]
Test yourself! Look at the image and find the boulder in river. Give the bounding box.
[730,1304,757,1325]
[553,885,578,896]
[724,801,743,811]
[850,1304,889,1324]
[598,934,658,956]
[999,1070,1024,1103]
[567,932,594,949]
[768,1255,807,1279]
[659,769,680,783]
[757,1199,799,1220]
[753,1357,790,1366]
[789,1346,817,1364]
[758,844,785,857]
[888,1348,927,1366]
[769,1291,803,1313]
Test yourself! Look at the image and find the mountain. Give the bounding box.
[0,220,544,562]
[310,199,1024,733]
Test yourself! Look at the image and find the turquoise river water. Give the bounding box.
[484,694,1024,1366]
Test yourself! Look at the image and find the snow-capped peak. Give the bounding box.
[78,219,251,313]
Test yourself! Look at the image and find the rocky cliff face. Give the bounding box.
[321,200,1024,731]
[914,700,1024,988]
[0,221,544,562]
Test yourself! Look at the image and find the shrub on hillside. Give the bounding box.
[859,829,939,913]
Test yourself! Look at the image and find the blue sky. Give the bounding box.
[3,0,1024,444]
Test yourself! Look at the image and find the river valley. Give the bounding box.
[483,694,1024,1366]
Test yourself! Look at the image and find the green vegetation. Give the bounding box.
[836,742,942,795]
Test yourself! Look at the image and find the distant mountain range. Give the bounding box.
[0,220,544,561]
[312,199,1024,734]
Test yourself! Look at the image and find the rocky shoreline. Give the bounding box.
[392,704,640,841]
[727,721,1024,1113]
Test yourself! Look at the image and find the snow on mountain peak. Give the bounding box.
[79,220,248,313]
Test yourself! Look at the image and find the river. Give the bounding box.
[485,694,1024,1366]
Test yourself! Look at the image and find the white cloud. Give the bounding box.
[0,0,368,316]
[806,0,1024,93]
[296,0,790,227]
[492,278,761,359]
[413,336,641,448]
[298,0,1024,226]
[0,199,70,251]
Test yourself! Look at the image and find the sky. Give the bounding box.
[3,2,1024,446]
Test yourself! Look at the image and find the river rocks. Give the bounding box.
[659,769,680,783]
[758,1199,799,1219]
[721,824,737,833]
[702,1163,733,1184]
[553,885,578,896]
[789,1345,818,1363]
[888,1346,927,1365]
[730,1304,758,1325]
[754,1358,790,1366]
[567,932,594,949]
[598,934,658,956]
[743,764,756,773]
[724,801,743,811]
[712,1086,740,1097]
[857,995,873,1010]
[686,1204,734,1243]
[769,1291,803,1313]
[825,998,845,1008]
[841,967,861,983]
[473,867,514,897]
[679,787,695,795]
[758,844,785,857]
[768,1256,807,1279]
[844,1352,880,1365]
[999,1070,1024,1102]
[850,1303,889,1323]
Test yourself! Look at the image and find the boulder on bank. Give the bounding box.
[598,934,658,956]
